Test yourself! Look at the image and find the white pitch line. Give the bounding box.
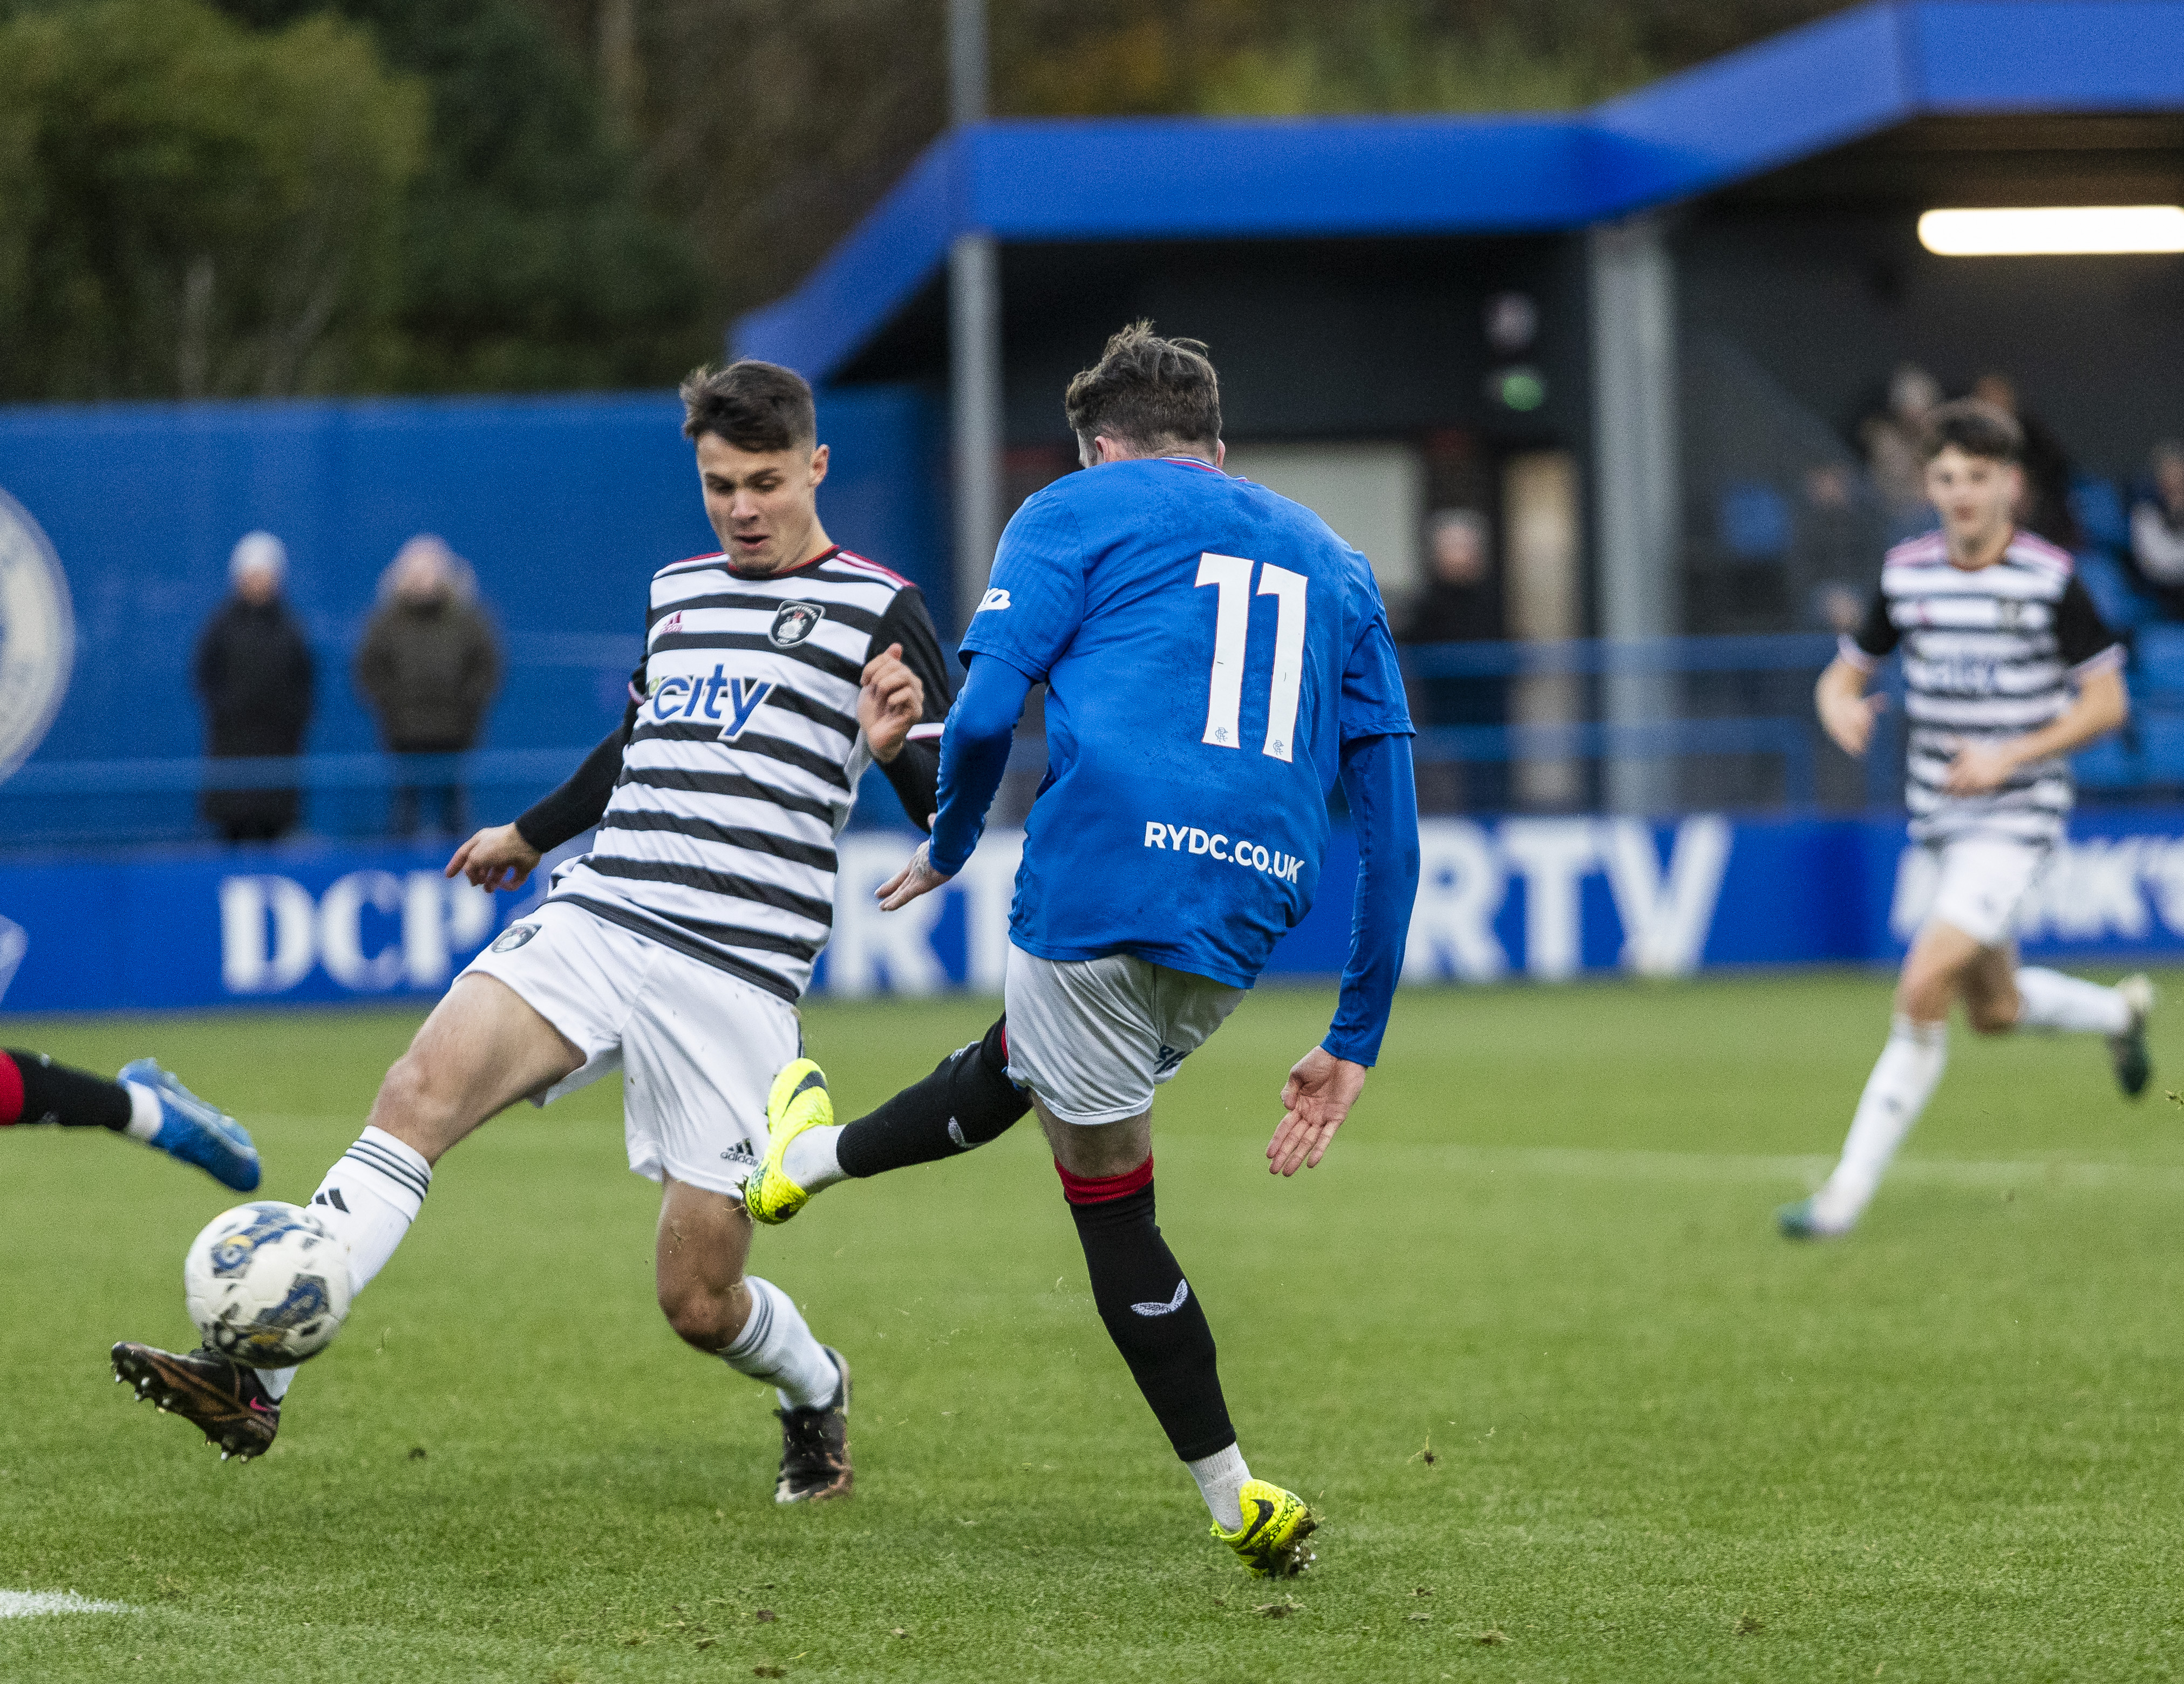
[0,1591,134,1618]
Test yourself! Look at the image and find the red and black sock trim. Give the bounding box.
[1055,1155,1155,1204]
[0,1049,132,1130]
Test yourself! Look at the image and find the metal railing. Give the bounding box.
[1399,631,1868,810]
[0,633,1871,846]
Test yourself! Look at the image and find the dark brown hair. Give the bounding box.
[1064,321,1222,452]
[1922,398,2023,464]
[679,360,816,450]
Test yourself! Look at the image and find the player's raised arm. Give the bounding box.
[1268,729,1420,1175]
[861,584,956,832]
[876,653,1034,910]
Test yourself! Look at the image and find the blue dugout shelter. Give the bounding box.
[737,0,2184,812]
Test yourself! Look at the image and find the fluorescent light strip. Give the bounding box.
[1918,205,2184,256]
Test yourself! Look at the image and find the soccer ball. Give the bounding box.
[183,1201,352,1367]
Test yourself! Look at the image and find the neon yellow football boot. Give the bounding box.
[744,1058,833,1226]
[1213,1479,1318,1577]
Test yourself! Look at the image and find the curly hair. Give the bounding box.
[1063,321,1222,453]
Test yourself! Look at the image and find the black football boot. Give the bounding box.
[112,1341,280,1461]
[773,1347,852,1504]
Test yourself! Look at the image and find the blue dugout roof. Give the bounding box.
[737,0,2184,382]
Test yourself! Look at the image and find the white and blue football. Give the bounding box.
[183,1201,352,1367]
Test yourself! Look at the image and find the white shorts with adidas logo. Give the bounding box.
[459,899,797,1196]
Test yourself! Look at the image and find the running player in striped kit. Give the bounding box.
[114,362,951,1497]
[1780,399,2149,1240]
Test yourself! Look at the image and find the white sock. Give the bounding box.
[120,1082,161,1143]
[781,1124,846,1193]
[723,1276,839,1410]
[2014,967,2131,1035]
[259,1127,433,1404]
[1187,1443,1251,1532]
[1813,1017,1948,1231]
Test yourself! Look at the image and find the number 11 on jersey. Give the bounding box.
[1196,552,1308,762]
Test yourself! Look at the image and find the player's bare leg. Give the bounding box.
[1785,920,2153,1239]
[1968,938,2155,1096]
[657,1177,851,1502]
[1781,921,1971,1239]
[114,975,582,1455]
[1039,1099,1315,1576]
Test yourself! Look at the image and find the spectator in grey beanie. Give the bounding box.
[355,534,502,837]
[194,531,314,843]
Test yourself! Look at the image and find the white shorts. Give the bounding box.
[1003,943,1245,1126]
[1924,834,2049,949]
[459,900,799,1196]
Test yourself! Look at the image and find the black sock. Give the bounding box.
[0,1050,133,1131]
[1062,1160,1236,1463]
[835,1016,1029,1178]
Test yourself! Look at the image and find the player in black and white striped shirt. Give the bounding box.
[1781,400,2151,1240]
[114,363,945,1499]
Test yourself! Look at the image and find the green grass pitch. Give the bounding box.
[5,971,2184,1681]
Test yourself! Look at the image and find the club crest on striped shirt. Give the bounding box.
[769,600,825,647]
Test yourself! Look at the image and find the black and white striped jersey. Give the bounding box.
[1845,528,2121,845]
[539,545,952,1003]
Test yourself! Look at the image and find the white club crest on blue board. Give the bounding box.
[0,486,74,782]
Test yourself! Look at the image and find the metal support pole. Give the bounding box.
[1588,213,1681,815]
[946,0,999,632]
[948,0,986,126]
[949,231,1002,631]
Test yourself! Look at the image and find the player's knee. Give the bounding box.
[372,1051,458,1140]
[1968,997,2019,1036]
[1895,969,1953,1023]
[656,1274,748,1352]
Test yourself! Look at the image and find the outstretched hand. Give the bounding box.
[445,823,542,891]
[1266,1045,1369,1176]
[876,839,955,912]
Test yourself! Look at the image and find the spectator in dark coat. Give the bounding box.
[1398,509,1506,813]
[1972,373,2080,549]
[2128,439,2184,619]
[356,534,502,837]
[193,532,314,843]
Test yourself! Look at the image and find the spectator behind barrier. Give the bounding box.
[1786,462,1883,635]
[193,532,314,844]
[1858,363,1941,542]
[355,534,502,838]
[1398,508,1506,814]
[1971,373,2079,550]
[2128,440,2184,620]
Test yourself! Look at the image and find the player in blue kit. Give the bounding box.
[744,323,1421,1576]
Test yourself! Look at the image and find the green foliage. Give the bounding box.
[0,0,714,400]
[1201,5,1653,117]
[5,974,2184,1679]
[0,0,425,399]
[217,0,715,391]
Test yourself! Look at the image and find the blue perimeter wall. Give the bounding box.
[8,810,2184,1014]
[0,386,949,771]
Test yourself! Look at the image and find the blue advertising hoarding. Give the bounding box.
[5,809,2184,1016]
